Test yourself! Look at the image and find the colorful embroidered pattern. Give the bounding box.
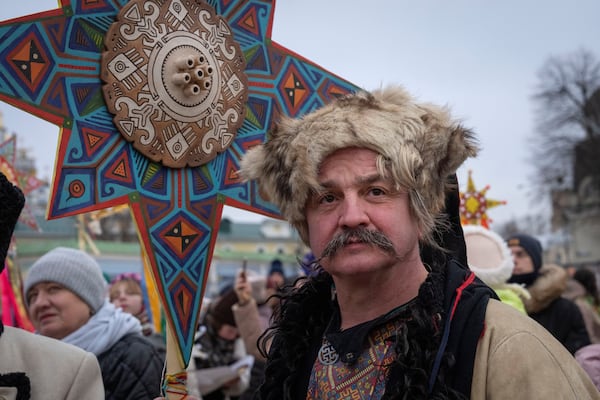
[307,318,403,399]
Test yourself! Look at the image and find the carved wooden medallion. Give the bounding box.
[101,0,248,168]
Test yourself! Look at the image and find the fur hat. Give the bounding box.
[0,172,25,271]
[506,233,543,272]
[463,225,514,287]
[239,85,478,246]
[24,247,106,313]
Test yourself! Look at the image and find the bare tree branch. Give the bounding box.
[529,49,600,197]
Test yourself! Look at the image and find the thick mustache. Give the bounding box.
[320,227,395,259]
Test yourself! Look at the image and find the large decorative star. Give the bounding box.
[0,0,357,368]
[0,135,44,230]
[460,170,506,229]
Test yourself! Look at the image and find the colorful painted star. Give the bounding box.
[460,170,507,229]
[0,0,358,370]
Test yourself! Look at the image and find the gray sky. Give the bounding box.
[1,1,599,227]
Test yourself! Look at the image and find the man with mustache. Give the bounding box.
[239,86,599,399]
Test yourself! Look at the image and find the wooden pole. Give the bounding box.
[164,322,188,399]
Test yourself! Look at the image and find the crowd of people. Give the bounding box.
[2,84,600,399]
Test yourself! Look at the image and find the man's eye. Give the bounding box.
[319,194,336,204]
[370,187,385,196]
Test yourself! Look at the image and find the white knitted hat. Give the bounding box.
[463,225,514,287]
[24,247,106,313]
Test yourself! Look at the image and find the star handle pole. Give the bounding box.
[163,323,189,399]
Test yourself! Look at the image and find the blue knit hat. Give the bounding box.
[269,258,284,277]
[24,247,106,313]
[506,234,543,271]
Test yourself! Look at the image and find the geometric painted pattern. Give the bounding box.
[0,0,358,366]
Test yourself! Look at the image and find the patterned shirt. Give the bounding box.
[306,300,415,399]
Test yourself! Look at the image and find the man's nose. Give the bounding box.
[338,195,369,228]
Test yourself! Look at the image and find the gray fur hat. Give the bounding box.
[24,247,106,313]
[239,85,478,245]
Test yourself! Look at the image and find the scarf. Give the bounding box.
[62,300,141,356]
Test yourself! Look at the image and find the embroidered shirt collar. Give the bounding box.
[324,298,417,364]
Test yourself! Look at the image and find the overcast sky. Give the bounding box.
[1,1,599,228]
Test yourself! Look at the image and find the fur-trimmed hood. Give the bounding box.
[240,86,478,244]
[523,264,568,314]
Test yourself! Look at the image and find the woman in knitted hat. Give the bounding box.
[24,247,165,399]
[0,172,105,399]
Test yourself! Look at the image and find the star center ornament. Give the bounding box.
[102,0,248,168]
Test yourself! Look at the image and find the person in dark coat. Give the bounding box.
[24,247,165,399]
[507,233,591,354]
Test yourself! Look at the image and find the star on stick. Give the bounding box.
[460,170,507,229]
[0,0,358,378]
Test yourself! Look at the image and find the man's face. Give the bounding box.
[510,245,535,275]
[27,281,92,340]
[305,147,420,278]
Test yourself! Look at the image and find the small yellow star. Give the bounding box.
[460,170,506,229]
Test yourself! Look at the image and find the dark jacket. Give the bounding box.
[532,297,590,354]
[523,264,591,354]
[97,333,164,399]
